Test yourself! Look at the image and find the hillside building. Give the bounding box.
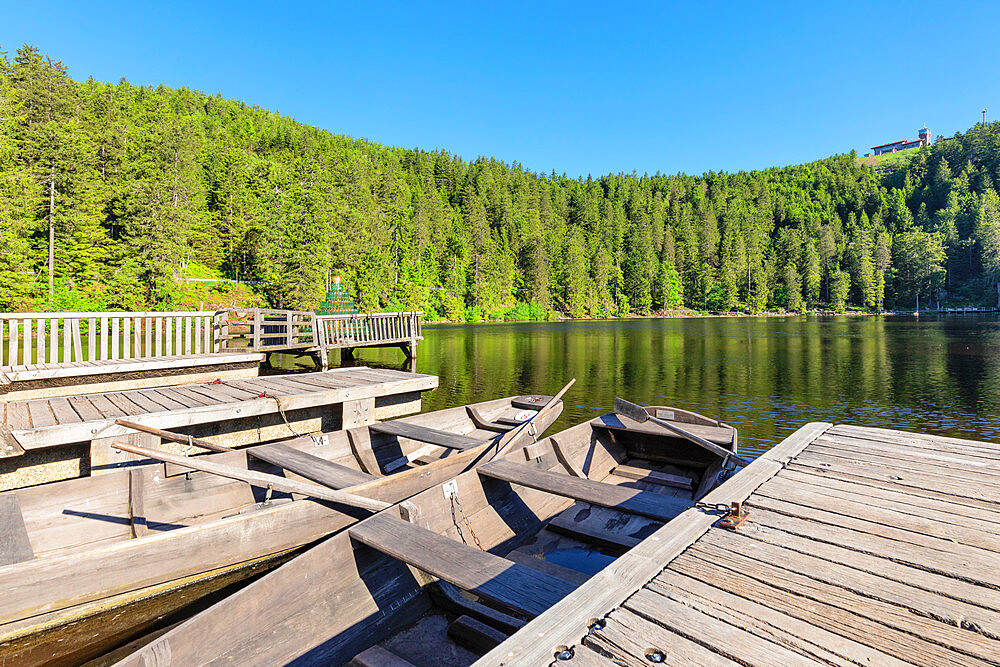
[870,126,931,156]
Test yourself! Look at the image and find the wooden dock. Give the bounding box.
[479,422,1000,666]
[0,367,437,489]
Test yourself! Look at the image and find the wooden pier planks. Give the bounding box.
[2,368,438,451]
[476,422,1000,666]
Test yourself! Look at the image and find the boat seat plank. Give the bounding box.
[369,421,484,450]
[590,413,733,445]
[478,460,692,522]
[250,442,376,489]
[348,646,416,667]
[0,495,34,565]
[545,504,661,550]
[349,513,575,617]
[612,464,694,490]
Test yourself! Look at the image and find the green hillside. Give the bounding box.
[1,44,998,317]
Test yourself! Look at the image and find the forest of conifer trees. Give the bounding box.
[1,44,999,319]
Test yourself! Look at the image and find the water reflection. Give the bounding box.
[275,314,1000,457]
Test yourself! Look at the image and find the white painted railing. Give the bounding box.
[215,308,317,352]
[0,311,218,368]
[316,312,422,350]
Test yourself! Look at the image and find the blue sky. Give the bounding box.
[2,1,998,178]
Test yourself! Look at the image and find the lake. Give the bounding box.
[289,314,1000,457]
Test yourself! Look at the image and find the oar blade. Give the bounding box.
[613,397,650,424]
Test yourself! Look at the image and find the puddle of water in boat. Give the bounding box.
[545,547,615,576]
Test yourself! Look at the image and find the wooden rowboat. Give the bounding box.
[116,404,739,666]
[0,394,563,666]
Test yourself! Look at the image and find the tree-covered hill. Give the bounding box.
[1,44,998,317]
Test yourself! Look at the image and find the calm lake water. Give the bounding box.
[289,314,1000,458]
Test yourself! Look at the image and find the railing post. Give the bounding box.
[253,309,262,352]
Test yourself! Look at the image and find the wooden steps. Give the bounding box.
[349,513,575,617]
[477,459,692,522]
[250,442,375,488]
[369,421,485,450]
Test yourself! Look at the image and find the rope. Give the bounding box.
[256,391,304,438]
[450,495,484,551]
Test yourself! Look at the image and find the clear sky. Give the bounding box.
[2,1,998,178]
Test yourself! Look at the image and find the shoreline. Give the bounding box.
[420,307,1000,325]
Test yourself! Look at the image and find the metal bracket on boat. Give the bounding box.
[717,501,750,531]
[695,501,751,531]
[310,434,330,448]
[263,483,274,505]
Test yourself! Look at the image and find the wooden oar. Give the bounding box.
[613,397,750,467]
[111,441,390,512]
[489,379,575,460]
[116,419,232,453]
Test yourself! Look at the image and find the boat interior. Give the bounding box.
[0,395,558,666]
[3,395,551,562]
[119,406,738,666]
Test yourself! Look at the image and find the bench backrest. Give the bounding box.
[0,312,219,367]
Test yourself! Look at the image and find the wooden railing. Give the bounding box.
[216,309,317,352]
[315,312,422,350]
[0,311,218,367]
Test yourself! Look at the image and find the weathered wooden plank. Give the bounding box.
[748,506,1000,589]
[698,529,1000,640]
[545,504,657,550]
[349,512,575,617]
[611,464,694,490]
[624,588,820,666]
[651,568,912,667]
[86,394,130,419]
[777,467,1000,527]
[590,413,734,444]
[128,468,148,538]
[110,441,390,512]
[795,448,1000,496]
[0,495,34,565]
[670,551,985,667]
[584,608,738,666]
[505,549,591,586]
[448,615,509,655]
[25,400,57,428]
[46,398,82,425]
[5,402,31,430]
[745,522,1000,613]
[788,457,1000,505]
[430,581,527,635]
[143,389,190,411]
[817,431,1000,463]
[829,424,1000,455]
[250,442,376,489]
[0,426,26,457]
[65,395,103,422]
[348,646,416,667]
[103,393,149,417]
[756,475,1000,552]
[681,544,1000,664]
[479,459,691,522]
[805,440,1000,480]
[747,493,1000,572]
[370,420,484,450]
[11,372,438,449]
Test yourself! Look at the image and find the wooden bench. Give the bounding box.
[349,512,575,617]
[0,312,263,401]
[478,459,692,522]
[369,421,485,450]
